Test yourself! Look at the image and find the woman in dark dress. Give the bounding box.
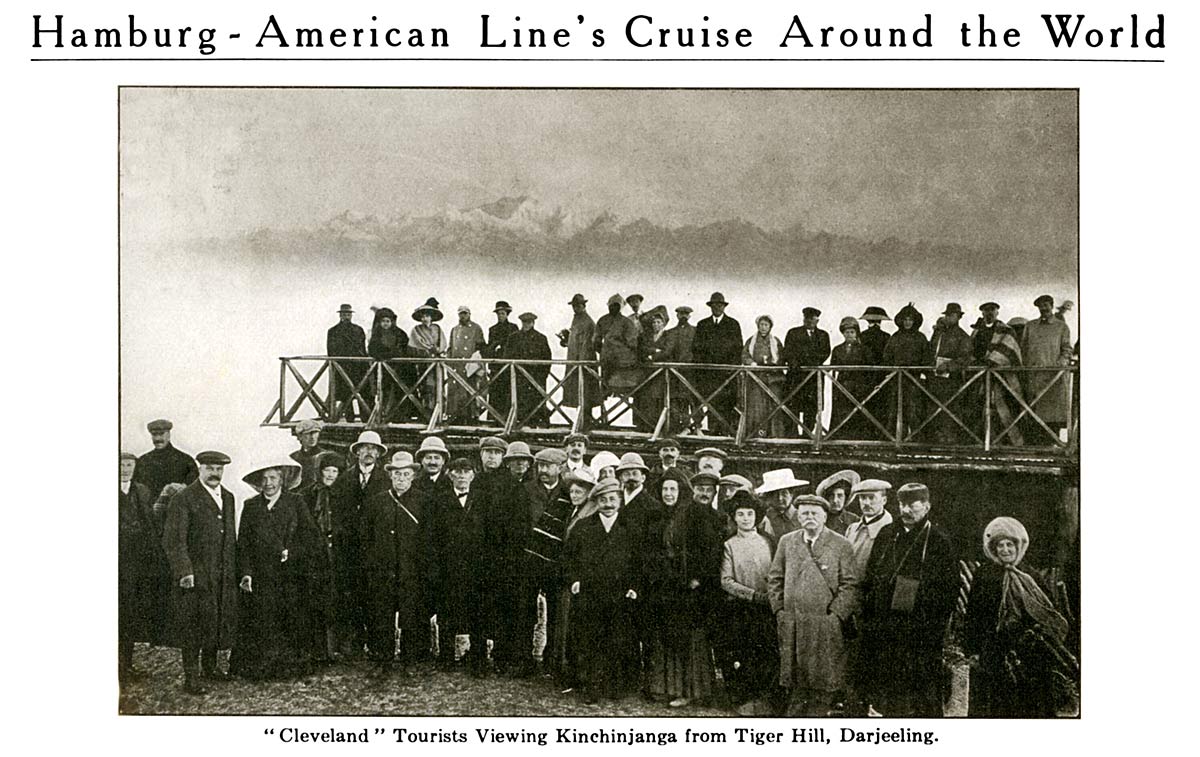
[964,517,1078,717]
[829,316,875,441]
[368,307,423,422]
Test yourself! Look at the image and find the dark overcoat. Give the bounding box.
[692,315,743,432]
[290,444,331,490]
[362,488,432,634]
[475,470,534,662]
[231,492,309,676]
[162,480,238,650]
[119,482,162,643]
[485,320,520,420]
[858,519,957,716]
[329,464,389,630]
[327,320,369,404]
[505,328,553,424]
[431,486,487,635]
[596,312,641,393]
[133,445,198,503]
[830,340,875,438]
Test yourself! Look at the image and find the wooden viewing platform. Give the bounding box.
[261,356,1079,476]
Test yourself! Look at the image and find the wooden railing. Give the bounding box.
[262,356,1079,455]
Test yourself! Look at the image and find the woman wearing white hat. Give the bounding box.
[230,461,308,680]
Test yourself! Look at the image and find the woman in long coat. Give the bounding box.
[230,462,311,679]
[119,453,162,679]
[829,317,875,440]
[638,306,676,432]
[742,315,788,438]
[766,494,858,716]
[369,308,422,422]
[964,517,1077,717]
[410,298,447,413]
[882,303,930,440]
[642,468,692,702]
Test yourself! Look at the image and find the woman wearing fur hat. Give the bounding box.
[964,517,1077,717]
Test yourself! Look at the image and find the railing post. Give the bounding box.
[664,368,672,435]
[508,361,519,432]
[984,369,992,452]
[734,367,747,445]
[894,369,904,448]
[325,359,334,423]
[375,361,384,425]
[814,368,824,450]
[279,359,287,424]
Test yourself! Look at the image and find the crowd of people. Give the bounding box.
[323,293,1077,444]
[119,419,1079,716]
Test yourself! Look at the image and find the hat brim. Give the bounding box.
[755,480,807,495]
[242,464,304,491]
[384,462,420,472]
[350,441,387,454]
[415,448,448,460]
[412,308,444,322]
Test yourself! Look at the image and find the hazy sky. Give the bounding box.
[120,88,1077,253]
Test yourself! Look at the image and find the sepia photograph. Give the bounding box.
[118,87,1079,718]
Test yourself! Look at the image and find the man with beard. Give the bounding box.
[692,293,743,436]
[119,452,160,683]
[232,461,308,679]
[433,457,487,675]
[754,468,808,541]
[328,431,389,659]
[162,450,238,694]
[362,451,431,678]
[563,478,643,703]
[133,419,199,503]
[857,482,957,717]
[483,301,519,424]
[327,303,370,422]
[505,313,553,427]
[815,469,862,536]
[289,419,330,489]
[782,307,832,436]
[526,448,571,676]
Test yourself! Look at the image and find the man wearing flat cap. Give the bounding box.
[625,294,646,336]
[563,433,589,474]
[327,304,371,422]
[134,419,199,504]
[561,294,599,423]
[526,447,573,676]
[362,452,432,678]
[231,461,309,679]
[162,450,238,694]
[692,293,743,435]
[504,313,552,427]
[768,493,858,716]
[119,451,162,682]
[928,304,974,444]
[446,305,488,424]
[971,302,1025,445]
[595,294,641,404]
[289,419,331,489]
[328,431,390,659]
[482,301,519,423]
[857,482,957,717]
[1021,294,1074,439]
[783,307,832,436]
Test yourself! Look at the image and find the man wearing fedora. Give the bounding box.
[328,431,389,659]
[561,294,598,424]
[231,461,309,679]
[362,451,431,678]
[857,308,892,439]
[162,450,238,694]
[783,307,832,437]
[505,313,553,427]
[446,305,488,424]
[327,303,371,422]
[754,468,808,541]
[483,301,519,424]
[1022,294,1074,440]
[928,303,974,445]
[134,419,199,504]
[289,419,331,489]
[692,292,743,435]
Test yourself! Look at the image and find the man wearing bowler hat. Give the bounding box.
[692,293,743,435]
[483,301,519,424]
[928,303,974,444]
[783,307,832,436]
[162,450,238,694]
[134,419,199,503]
[327,303,371,422]
[504,312,553,427]
[560,294,599,424]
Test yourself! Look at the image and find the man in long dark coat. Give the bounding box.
[289,419,330,489]
[327,303,370,421]
[663,307,697,429]
[560,294,599,421]
[692,293,743,435]
[484,301,519,424]
[525,448,571,676]
[857,483,957,717]
[562,478,643,703]
[231,462,310,679]
[133,419,198,503]
[411,436,455,667]
[505,312,553,427]
[328,431,389,659]
[119,452,160,682]
[162,450,238,694]
[362,451,432,677]
[928,304,975,444]
[782,307,832,435]
[432,457,488,674]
